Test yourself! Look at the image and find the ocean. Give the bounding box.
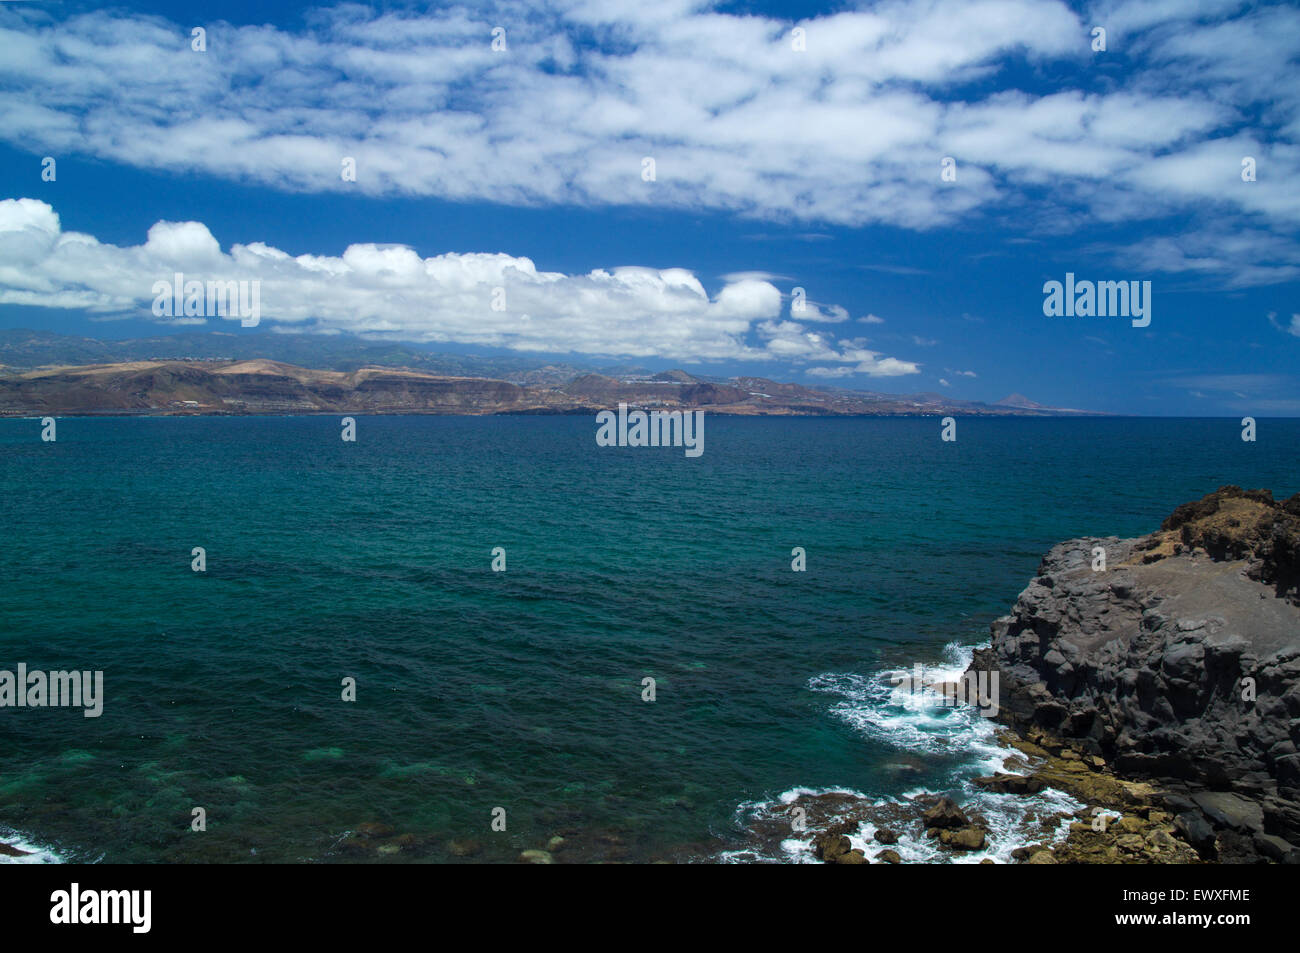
[0,415,1295,863]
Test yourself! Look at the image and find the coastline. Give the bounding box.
[798,485,1300,864]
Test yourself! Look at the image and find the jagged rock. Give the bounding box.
[874,828,899,844]
[878,849,902,864]
[921,797,969,830]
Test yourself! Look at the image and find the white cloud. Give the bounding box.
[0,0,1294,283]
[1109,227,1300,288]
[791,298,850,323]
[1269,311,1300,336]
[0,198,921,371]
[806,351,922,377]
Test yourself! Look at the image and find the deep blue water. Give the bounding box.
[0,415,1295,862]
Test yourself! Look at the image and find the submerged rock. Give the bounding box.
[447,838,482,858]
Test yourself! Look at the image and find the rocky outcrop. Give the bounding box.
[969,486,1300,861]
[811,823,870,864]
[919,796,989,851]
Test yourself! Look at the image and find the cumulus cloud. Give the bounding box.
[0,0,1295,285]
[0,198,919,371]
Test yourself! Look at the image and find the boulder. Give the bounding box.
[811,831,852,862]
[938,826,986,851]
[922,797,970,830]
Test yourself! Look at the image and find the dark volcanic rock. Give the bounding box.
[969,486,1300,855]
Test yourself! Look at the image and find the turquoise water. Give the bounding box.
[0,416,1295,862]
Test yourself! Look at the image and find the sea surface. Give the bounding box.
[0,415,1295,863]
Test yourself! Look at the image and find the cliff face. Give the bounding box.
[970,487,1300,857]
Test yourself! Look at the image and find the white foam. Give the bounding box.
[0,828,65,864]
[729,641,1083,864]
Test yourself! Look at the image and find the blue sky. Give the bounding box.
[1,0,1298,414]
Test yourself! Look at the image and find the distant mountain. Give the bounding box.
[994,392,1095,415]
[0,329,1103,417]
[995,392,1048,410]
[0,328,593,386]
